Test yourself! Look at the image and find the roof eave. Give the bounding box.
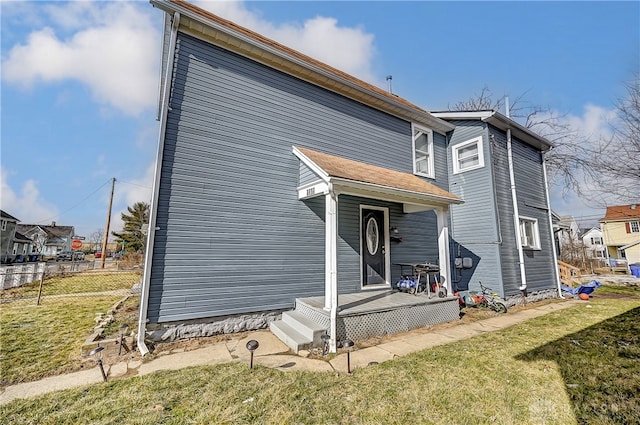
[432,110,554,151]
[150,0,454,134]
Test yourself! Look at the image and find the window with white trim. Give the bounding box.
[453,136,484,174]
[1,220,6,231]
[519,217,540,250]
[630,221,640,233]
[12,243,18,255]
[412,124,434,178]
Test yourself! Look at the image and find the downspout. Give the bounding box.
[543,155,563,298]
[137,11,180,356]
[506,128,528,292]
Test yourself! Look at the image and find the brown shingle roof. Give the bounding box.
[600,205,640,221]
[296,146,461,203]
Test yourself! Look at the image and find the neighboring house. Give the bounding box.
[581,227,606,262]
[12,232,35,263]
[139,0,560,353]
[16,222,75,258]
[432,111,559,298]
[555,215,582,263]
[1,210,20,264]
[600,204,640,265]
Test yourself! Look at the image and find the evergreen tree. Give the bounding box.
[112,202,150,253]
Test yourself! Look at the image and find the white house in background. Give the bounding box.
[581,227,605,262]
[556,215,581,263]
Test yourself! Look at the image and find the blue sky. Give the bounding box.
[2,0,638,237]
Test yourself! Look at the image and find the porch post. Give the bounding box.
[437,206,452,293]
[325,186,339,353]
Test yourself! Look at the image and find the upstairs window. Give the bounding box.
[412,124,434,178]
[520,217,540,250]
[1,220,6,231]
[629,221,640,233]
[453,136,484,174]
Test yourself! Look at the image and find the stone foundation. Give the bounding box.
[147,311,282,342]
[504,289,559,307]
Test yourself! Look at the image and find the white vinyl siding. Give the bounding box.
[453,136,484,174]
[412,124,434,178]
[520,216,540,250]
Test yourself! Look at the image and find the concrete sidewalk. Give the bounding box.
[0,300,581,405]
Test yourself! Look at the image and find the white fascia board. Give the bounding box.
[330,177,463,207]
[292,147,330,182]
[431,111,495,120]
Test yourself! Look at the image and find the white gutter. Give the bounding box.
[543,156,563,298]
[507,128,528,292]
[137,11,180,356]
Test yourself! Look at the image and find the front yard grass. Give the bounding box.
[0,296,123,387]
[1,285,639,424]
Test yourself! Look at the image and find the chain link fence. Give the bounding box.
[0,260,142,304]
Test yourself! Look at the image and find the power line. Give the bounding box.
[35,179,112,224]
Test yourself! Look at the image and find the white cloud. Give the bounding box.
[2,2,160,116]
[194,0,378,83]
[0,170,59,224]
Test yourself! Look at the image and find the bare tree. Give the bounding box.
[449,85,597,198]
[89,229,104,253]
[591,76,640,203]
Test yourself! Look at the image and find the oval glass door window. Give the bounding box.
[366,217,379,255]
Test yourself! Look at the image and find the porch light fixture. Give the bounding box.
[246,339,259,369]
[343,339,354,373]
[89,346,108,382]
[118,324,129,356]
[390,226,402,242]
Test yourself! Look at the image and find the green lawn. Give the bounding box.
[2,285,638,424]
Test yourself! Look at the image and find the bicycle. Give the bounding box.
[477,282,508,314]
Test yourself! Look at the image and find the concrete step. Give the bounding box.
[269,320,312,353]
[281,310,327,345]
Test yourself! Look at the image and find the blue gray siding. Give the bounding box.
[446,121,503,294]
[490,128,521,294]
[511,135,556,292]
[148,33,444,323]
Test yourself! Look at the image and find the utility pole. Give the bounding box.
[100,177,116,269]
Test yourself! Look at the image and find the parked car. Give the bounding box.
[55,251,85,261]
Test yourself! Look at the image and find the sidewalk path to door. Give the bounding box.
[0,299,582,405]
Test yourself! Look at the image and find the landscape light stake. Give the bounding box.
[118,324,129,356]
[246,340,259,369]
[321,333,330,357]
[89,346,108,382]
[343,339,354,374]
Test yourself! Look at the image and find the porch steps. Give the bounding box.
[269,310,327,353]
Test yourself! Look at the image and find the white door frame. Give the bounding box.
[359,205,391,289]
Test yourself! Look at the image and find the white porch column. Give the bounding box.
[324,186,339,353]
[437,206,452,293]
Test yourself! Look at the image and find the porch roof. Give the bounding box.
[294,146,462,207]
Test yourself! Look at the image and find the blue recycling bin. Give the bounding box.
[630,264,640,278]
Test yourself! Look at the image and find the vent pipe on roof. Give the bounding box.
[505,96,510,118]
[386,75,393,94]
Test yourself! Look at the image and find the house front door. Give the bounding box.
[362,208,387,286]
